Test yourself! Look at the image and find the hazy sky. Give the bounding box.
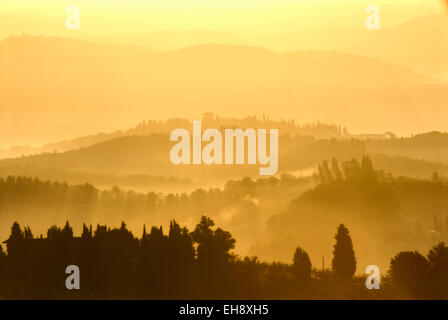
[0,0,446,147]
[0,0,444,39]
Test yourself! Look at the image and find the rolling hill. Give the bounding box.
[1,131,448,191]
[1,35,446,148]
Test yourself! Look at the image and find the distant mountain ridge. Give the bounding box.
[1,34,446,147]
[83,13,448,80]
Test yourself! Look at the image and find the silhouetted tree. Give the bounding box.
[81,223,92,239]
[361,155,376,179]
[138,225,168,297]
[331,158,344,180]
[62,221,73,238]
[292,247,312,286]
[318,164,325,183]
[341,159,361,179]
[3,214,448,299]
[24,227,33,240]
[166,220,195,297]
[389,251,430,283]
[427,242,448,282]
[320,159,334,183]
[332,224,356,280]
[142,224,147,238]
[0,244,6,274]
[192,217,236,264]
[191,216,236,297]
[6,222,25,259]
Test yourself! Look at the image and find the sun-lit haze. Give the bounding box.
[0,0,443,40]
[0,0,447,299]
[1,0,447,147]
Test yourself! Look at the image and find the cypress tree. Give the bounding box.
[332,224,356,280]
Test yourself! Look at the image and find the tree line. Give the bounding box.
[0,217,447,299]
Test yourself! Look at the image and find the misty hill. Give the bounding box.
[0,34,154,67]
[362,13,448,81]
[257,173,448,272]
[384,13,448,56]
[258,13,448,81]
[153,43,436,86]
[86,13,448,80]
[85,29,236,52]
[0,174,314,256]
[0,134,364,186]
[297,13,448,57]
[1,165,448,279]
[366,132,448,165]
[1,131,448,191]
[0,115,345,159]
[1,35,446,147]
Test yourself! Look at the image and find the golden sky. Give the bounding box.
[0,0,446,147]
[0,0,444,39]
